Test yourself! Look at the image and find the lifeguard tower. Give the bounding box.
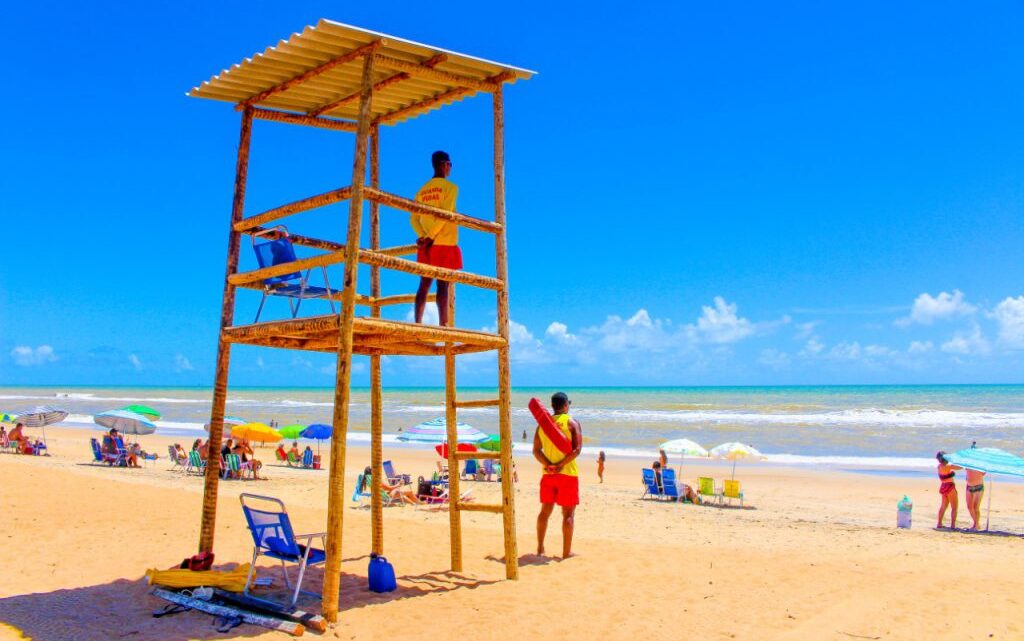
[188,20,533,622]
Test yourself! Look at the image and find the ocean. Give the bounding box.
[2,385,1022,468]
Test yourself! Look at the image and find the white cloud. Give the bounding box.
[174,354,195,372]
[940,324,990,356]
[896,290,976,327]
[545,322,579,345]
[695,297,754,344]
[128,354,143,371]
[758,348,790,369]
[908,340,933,354]
[990,296,1024,349]
[255,356,266,370]
[10,345,58,366]
[800,336,825,357]
[794,321,821,340]
[827,341,862,360]
[404,305,439,325]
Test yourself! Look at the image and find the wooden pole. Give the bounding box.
[199,105,254,553]
[444,284,462,572]
[322,53,374,624]
[493,84,519,579]
[369,122,384,556]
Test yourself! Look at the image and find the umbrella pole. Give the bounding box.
[731,459,737,481]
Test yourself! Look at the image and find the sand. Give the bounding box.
[1,427,1022,641]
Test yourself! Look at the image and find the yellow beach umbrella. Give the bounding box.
[231,422,282,443]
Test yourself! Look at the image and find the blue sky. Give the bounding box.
[2,1,1023,387]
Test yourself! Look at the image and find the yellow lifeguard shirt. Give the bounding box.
[538,413,578,477]
[411,177,459,246]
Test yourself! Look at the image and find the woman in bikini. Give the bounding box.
[935,451,963,529]
[964,467,986,530]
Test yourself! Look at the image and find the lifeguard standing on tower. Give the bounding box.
[412,150,461,326]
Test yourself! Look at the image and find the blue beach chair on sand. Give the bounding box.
[661,468,681,502]
[252,227,336,323]
[641,468,661,499]
[90,438,117,465]
[301,448,314,469]
[383,460,410,486]
[240,494,326,608]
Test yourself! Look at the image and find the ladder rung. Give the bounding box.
[454,398,500,408]
[453,451,501,461]
[456,502,504,513]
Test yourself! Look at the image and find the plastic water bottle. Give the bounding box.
[368,553,397,593]
[897,495,913,529]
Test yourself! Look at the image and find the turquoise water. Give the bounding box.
[2,385,1022,466]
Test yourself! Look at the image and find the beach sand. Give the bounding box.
[1,427,1022,640]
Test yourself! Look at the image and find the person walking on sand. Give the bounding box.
[597,450,606,483]
[534,392,583,558]
[964,467,986,530]
[412,150,461,326]
[936,451,962,529]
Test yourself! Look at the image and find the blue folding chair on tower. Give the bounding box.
[641,468,662,500]
[240,494,326,608]
[252,227,336,322]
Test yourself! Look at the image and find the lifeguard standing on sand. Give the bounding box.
[411,150,461,326]
[533,392,583,558]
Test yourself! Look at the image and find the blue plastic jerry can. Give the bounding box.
[368,553,397,593]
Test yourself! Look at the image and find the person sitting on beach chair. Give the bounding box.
[360,466,420,505]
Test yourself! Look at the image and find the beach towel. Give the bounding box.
[528,398,572,456]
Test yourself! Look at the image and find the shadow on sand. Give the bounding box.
[0,563,498,640]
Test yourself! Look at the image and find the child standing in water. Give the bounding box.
[597,451,606,483]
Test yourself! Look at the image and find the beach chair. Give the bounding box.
[351,474,403,507]
[239,494,326,608]
[113,436,130,467]
[0,433,10,454]
[90,438,117,465]
[641,468,662,500]
[252,227,336,323]
[382,460,410,486]
[462,459,479,480]
[301,449,315,469]
[168,445,186,471]
[661,468,681,502]
[722,479,744,507]
[186,450,206,475]
[481,458,499,482]
[698,477,721,505]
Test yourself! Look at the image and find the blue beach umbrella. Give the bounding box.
[301,423,333,454]
[397,417,489,444]
[946,446,1024,531]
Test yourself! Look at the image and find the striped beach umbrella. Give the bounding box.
[15,406,68,446]
[397,417,489,444]
[94,409,157,436]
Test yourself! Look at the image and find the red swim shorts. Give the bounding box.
[417,244,463,270]
[540,473,579,507]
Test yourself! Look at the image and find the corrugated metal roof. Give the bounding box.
[189,19,535,126]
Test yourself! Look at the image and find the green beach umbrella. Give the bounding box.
[278,424,306,440]
[122,404,161,420]
[477,435,501,452]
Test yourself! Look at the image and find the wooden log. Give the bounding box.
[310,54,448,117]
[323,52,374,625]
[369,122,384,556]
[222,314,504,346]
[199,106,253,554]
[373,55,498,92]
[457,502,505,514]
[357,250,503,291]
[454,398,500,408]
[252,108,357,132]
[373,292,434,306]
[376,244,418,257]
[238,40,382,110]
[493,85,520,580]
[247,227,345,253]
[444,285,462,572]
[151,588,304,637]
[363,186,501,234]
[234,280,375,307]
[234,187,353,232]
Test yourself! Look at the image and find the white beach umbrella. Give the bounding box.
[15,406,69,446]
[710,442,766,479]
[660,438,708,475]
[203,416,248,431]
[94,409,157,436]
